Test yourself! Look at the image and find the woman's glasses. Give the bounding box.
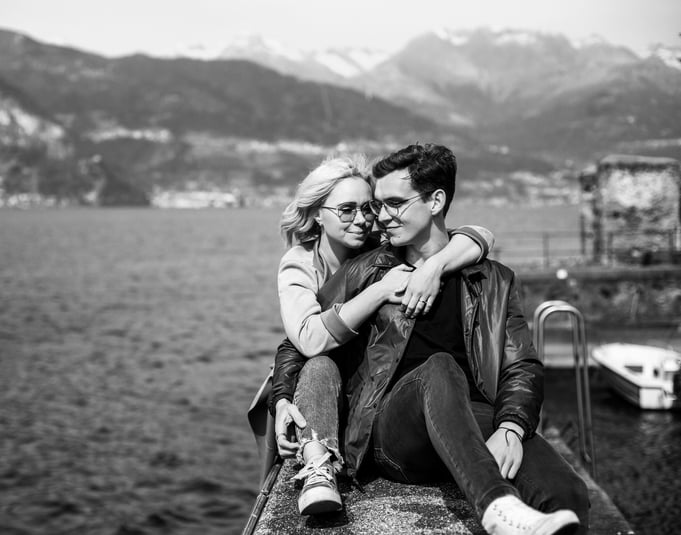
[321,202,377,223]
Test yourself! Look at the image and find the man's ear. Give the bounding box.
[430,189,447,216]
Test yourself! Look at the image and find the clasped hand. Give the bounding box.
[382,259,443,318]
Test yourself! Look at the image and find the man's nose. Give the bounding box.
[377,205,392,226]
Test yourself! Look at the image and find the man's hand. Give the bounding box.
[485,422,524,479]
[274,399,307,458]
[402,257,443,318]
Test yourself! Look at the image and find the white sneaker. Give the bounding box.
[481,495,579,535]
[291,452,342,515]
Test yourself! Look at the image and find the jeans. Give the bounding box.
[292,355,343,465]
[371,353,589,531]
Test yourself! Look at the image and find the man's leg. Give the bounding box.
[291,355,343,514]
[372,353,517,517]
[372,353,581,535]
[472,403,590,534]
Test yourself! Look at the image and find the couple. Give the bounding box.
[265,143,588,535]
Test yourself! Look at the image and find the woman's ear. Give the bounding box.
[313,210,322,226]
[430,189,446,216]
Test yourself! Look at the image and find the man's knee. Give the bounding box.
[421,353,467,384]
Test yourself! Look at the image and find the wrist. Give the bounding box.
[498,421,525,441]
[423,255,445,275]
[376,277,394,303]
[275,398,291,412]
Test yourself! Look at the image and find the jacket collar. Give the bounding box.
[369,243,490,283]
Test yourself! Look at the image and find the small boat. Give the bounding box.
[592,343,681,410]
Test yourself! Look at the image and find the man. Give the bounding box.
[274,144,589,535]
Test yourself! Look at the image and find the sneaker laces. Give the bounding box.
[488,497,539,531]
[291,452,335,484]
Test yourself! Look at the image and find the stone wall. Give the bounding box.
[518,266,681,326]
[580,154,681,264]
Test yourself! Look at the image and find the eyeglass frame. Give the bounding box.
[368,192,432,219]
[320,201,377,223]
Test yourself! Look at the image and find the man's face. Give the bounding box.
[374,169,433,247]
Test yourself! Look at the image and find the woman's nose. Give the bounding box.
[352,209,367,225]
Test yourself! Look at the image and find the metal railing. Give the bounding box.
[492,228,680,269]
[533,301,597,478]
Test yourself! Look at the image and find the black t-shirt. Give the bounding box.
[390,272,488,403]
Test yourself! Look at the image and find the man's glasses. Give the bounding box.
[368,193,427,219]
[320,202,377,223]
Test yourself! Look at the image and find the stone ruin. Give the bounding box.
[579,154,681,264]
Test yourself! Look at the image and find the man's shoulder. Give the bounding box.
[464,258,516,282]
[344,243,397,272]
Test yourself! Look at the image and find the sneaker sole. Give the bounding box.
[299,489,342,515]
[535,510,580,535]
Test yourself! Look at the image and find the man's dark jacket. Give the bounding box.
[272,244,544,478]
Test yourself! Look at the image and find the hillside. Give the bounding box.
[1,27,680,206]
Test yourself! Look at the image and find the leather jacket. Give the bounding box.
[272,244,543,477]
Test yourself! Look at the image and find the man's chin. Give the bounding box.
[387,234,405,246]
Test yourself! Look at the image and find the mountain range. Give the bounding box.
[1,27,680,205]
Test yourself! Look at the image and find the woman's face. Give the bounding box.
[317,177,374,250]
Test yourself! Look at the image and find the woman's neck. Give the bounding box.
[317,234,350,275]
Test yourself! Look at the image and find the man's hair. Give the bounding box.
[372,143,457,216]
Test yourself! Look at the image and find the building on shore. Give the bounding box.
[580,154,681,265]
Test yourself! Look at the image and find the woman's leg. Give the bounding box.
[292,355,343,463]
[291,355,343,514]
[372,352,517,518]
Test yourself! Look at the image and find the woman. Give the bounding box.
[271,154,494,515]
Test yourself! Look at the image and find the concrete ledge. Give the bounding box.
[251,428,634,534]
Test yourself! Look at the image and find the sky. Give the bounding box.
[1,0,680,57]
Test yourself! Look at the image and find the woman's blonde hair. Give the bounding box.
[280,154,371,248]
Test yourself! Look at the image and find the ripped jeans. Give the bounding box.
[292,355,343,467]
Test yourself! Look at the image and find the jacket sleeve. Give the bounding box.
[269,337,307,415]
[278,256,357,357]
[451,225,495,262]
[269,258,371,415]
[492,272,544,437]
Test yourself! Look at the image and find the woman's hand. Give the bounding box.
[274,398,306,458]
[379,264,413,304]
[402,257,443,318]
[485,424,524,479]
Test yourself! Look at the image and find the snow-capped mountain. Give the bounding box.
[174,34,389,83]
[651,44,681,70]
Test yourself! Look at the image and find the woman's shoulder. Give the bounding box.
[278,243,324,292]
[280,243,316,266]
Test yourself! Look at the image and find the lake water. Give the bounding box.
[1,206,678,535]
